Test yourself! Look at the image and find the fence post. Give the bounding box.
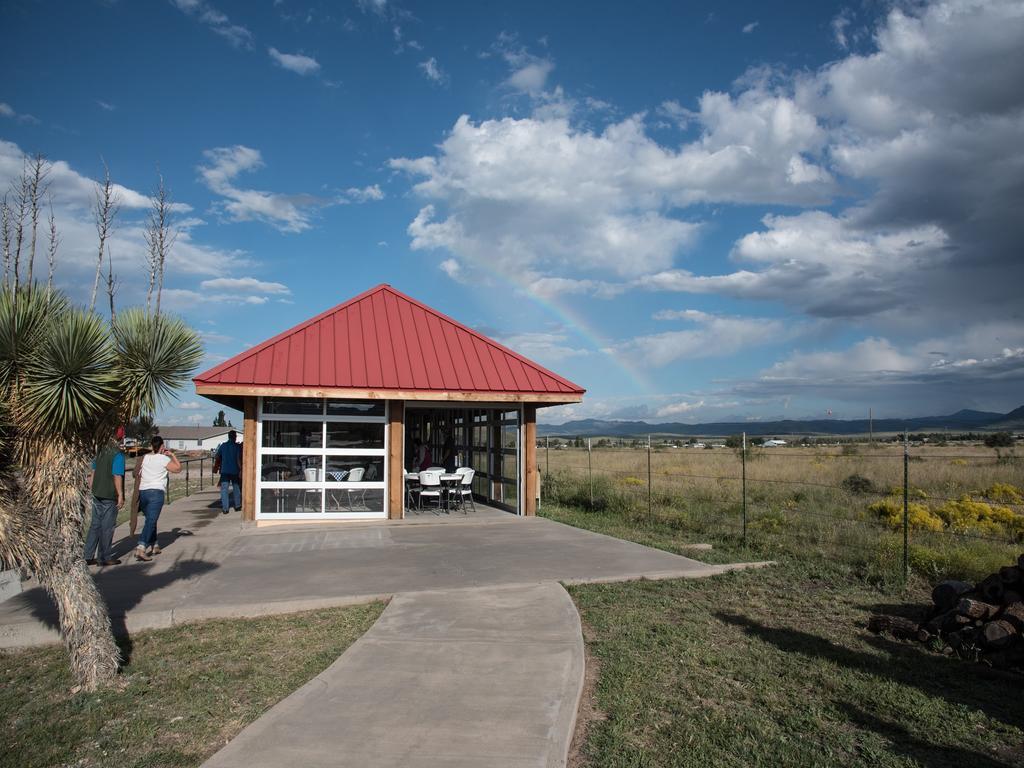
[546,436,550,477]
[903,430,910,581]
[647,435,652,519]
[185,459,190,498]
[199,457,205,490]
[742,432,747,546]
[588,438,593,509]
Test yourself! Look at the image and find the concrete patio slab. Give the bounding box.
[0,489,769,648]
[201,583,585,768]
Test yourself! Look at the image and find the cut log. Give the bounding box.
[925,610,954,635]
[1001,589,1022,606]
[867,614,919,640]
[931,580,973,609]
[979,575,1005,603]
[998,566,1022,585]
[956,598,999,620]
[1018,553,1024,570]
[981,620,1018,649]
[1001,602,1024,630]
[943,612,972,633]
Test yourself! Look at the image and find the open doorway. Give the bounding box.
[404,405,521,514]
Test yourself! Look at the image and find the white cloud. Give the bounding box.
[171,0,253,48]
[341,184,384,203]
[438,258,462,281]
[197,145,325,232]
[616,310,791,367]
[95,100,116,112]
[419,57,447,84]
[268,47,321,75]
[1,102,40,124]
[656,400,705,418]
[742,21,759,34]
[390,105,829,286]
[639,211,949,319]
[178,401,204,410]
[199,277,290,294]
[499,332,589,363]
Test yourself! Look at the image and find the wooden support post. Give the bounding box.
[388,400,405,519]
[241,397,257,522]
[523,405,537,516]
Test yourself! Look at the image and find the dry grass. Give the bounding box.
[1,602,384,768]
[540,444,1023,583]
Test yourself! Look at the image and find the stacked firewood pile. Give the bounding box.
[868,553,1024,668]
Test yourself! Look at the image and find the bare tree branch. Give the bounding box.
[46,193,58,296]
[144,173,176,317]
[1,195,10,289]
[26,154,51,289]
[89,163,120,313]
[105,244,118,323]
[11,159,30,288]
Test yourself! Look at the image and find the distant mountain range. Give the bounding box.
[537,406,1024,438]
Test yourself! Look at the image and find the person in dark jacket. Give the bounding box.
[84,426,126,566]
[215,430,243,514]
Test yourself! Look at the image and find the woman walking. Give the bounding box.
[134,436,182,562]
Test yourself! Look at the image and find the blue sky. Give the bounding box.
[2,0,1023,427]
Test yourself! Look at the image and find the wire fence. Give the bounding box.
[125,455,219,505]
[537,435,1024,581]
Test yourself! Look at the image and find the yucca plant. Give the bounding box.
[0,285,203,690]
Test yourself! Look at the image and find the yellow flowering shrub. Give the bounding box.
[868,499,943,531]
[621,476,644,486]
[933,496,1024,540]
[951,458,968,467]
[984,482,1023,504]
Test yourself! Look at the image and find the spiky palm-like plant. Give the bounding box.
[0,286,203,689]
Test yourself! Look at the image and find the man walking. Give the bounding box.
[215,430,243,514]
[85,426,126,566]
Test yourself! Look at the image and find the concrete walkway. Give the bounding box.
[202,583,584,768]
[0,490,764,648]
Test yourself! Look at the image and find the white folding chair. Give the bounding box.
[455,468,476,514]
[418,470,443,513]
[346,467,366,510]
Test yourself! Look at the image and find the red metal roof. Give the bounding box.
[193,284,585,399]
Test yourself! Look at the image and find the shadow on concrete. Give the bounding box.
[20,555,219,662]
[716,611,1024,733]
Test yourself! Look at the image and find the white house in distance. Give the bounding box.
[156,426,242,452]
[763,439,787,447]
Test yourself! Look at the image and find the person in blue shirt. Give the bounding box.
[84,426,126,566]
[215,430,243,515]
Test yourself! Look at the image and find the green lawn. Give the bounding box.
[544,504,1024,768]
[0,602,384,768]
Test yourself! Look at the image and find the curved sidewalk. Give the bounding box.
[201,582,585,768]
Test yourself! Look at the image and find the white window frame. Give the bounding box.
[256,396,388,520]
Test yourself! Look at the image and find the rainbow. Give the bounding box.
[463,263,654,394]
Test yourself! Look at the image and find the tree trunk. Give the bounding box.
[20,440,120,689]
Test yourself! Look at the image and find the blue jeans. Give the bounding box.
[84,497,118,562]
[138,489,165,549]
[220,475,241,511]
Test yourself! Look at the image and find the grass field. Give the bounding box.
[0,602,384,768]
[541,443,1023,583]
[566,562,1024,768]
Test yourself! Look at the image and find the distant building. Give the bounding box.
[763,439,787,447]
[157,426,241,452]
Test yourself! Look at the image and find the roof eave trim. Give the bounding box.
[195,382,584,405]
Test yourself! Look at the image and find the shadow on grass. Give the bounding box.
[836,703,1019,768]
[716,611,1024,733]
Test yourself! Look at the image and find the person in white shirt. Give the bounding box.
[133,435,182,561]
